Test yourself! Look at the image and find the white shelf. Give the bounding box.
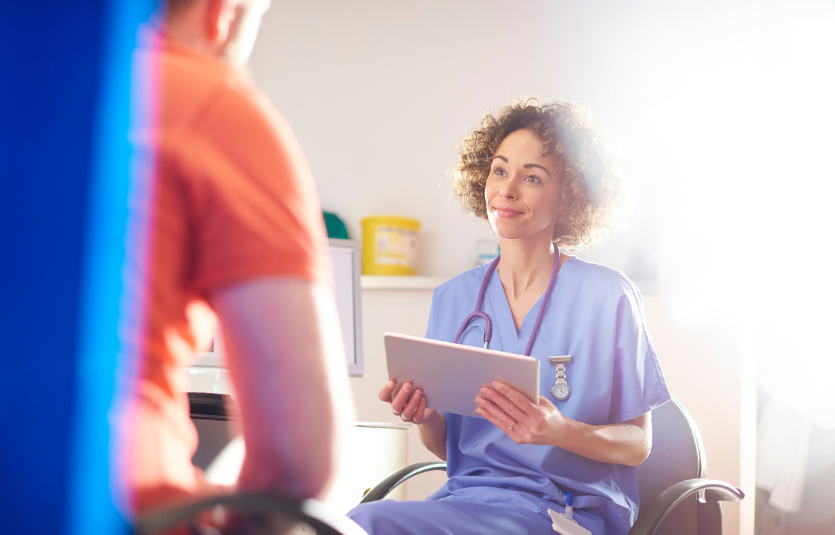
[361,275,446,291]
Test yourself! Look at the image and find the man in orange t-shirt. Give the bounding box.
[126,0,354,515]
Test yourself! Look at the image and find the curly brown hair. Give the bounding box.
[453,96,624,249]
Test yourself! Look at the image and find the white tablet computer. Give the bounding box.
[384,332,540,417]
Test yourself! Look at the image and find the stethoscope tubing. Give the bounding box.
[454,249,561,357]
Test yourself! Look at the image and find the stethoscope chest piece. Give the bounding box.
[549,355,572,401]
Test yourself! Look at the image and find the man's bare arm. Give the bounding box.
[213,277,355,499]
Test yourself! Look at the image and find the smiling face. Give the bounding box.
[485,129,562,242]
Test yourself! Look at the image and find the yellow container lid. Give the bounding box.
[361,215,421,231]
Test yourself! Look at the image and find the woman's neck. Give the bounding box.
[496,234,557,300]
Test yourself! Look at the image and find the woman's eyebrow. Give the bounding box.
[523,163,552,176]
[492,155,552,176]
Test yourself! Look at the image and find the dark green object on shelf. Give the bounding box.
[323,211,349,239]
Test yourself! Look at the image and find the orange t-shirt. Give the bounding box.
[126,35,329,513]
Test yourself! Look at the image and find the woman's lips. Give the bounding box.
[492,206,524,218]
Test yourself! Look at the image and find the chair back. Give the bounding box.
[635,398,707,535]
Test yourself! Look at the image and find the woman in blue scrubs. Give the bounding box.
[348,98,671,535]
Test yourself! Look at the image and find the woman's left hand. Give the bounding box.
[475,380,569,446]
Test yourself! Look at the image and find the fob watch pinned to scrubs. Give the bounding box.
[549,355,572,401]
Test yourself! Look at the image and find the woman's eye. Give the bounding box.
[525,175,541,183]
[493,167,507,177]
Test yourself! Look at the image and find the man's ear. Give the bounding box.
[204,0,237,44]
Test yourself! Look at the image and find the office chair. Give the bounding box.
[360,397,744,535]
[136,396,743,535]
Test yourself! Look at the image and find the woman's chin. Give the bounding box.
[492,230,526,241]
[490,223,557,244]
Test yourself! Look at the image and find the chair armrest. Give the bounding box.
[360,462,447,503]
[135,493,344,535]
[627,479,744,535]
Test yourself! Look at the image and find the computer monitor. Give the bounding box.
[328,239,364,376]
[193,239,364,376]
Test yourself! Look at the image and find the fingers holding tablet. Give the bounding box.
[382,379,431,424]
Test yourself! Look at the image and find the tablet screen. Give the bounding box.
[384,332,540,417]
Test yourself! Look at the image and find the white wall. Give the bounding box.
[248,2,835,533]
[249,0,581,278]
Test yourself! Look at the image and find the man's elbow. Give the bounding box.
[239,452,336,500]
[288,426,343,499]
[294,449,338,499]
[239,425,341,500]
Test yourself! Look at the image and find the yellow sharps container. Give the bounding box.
[361,215,421,275]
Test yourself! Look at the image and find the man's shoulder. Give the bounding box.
[151,46,267,135]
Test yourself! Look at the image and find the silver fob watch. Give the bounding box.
[548,355,572,401]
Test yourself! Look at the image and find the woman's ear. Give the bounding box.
[204,0,238,44]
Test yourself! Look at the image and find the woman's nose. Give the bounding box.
[499,180,517,199]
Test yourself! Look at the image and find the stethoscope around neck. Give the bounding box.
[454,248,561,357]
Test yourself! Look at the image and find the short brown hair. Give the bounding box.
[453,97,625,249]
[164,0,199,17]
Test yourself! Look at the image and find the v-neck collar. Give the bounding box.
[484,268,547,354]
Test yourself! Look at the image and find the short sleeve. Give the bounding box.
[425,289,439,340]
[424,282,458,342]
[175,82,330,293]
[608,281,671,423]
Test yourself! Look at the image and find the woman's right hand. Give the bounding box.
[379,380,435,424]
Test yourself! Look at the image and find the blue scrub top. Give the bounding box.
[424,257,671,535]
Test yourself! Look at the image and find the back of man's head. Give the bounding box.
[159,0,270,67]
[165,0,198,13]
